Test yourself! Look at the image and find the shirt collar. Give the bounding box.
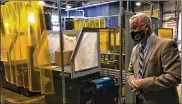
[142,33,154,43]
[140,33,154,49]
[147,33,154,43]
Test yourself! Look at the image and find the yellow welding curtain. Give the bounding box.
[143,10,158,18]
[1,1,52,93]
[158,28,173,39]
[99,28,125,53]
[74,18,104,30]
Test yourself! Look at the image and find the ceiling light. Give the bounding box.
[66,5,71,9]
[28,13,35,24]
[5,23,8,28]
[38,1,45,5]
[135,2,141,6]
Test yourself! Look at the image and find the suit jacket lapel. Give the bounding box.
[135,45,139,77]
[142,35,157,77]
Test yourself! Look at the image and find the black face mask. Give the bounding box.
[131,31,146,42]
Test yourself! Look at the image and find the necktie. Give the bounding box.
[138,43,146,78]
[135,43,146,101]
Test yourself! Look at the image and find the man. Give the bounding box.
[127,13,181,104]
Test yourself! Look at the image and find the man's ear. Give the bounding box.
[143,25,148,33]
[148,26,153,35]
[144,25,151,35]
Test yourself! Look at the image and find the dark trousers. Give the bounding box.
[136,96,143,104]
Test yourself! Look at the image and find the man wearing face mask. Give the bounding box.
[127,13,181,104]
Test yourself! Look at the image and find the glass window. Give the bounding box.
[75,32,98,71]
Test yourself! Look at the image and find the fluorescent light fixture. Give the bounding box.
[136,2,141,6]
[66,5,71,9]
[38,1,45,5]
[28,13,35,24]
[5,23,8,28]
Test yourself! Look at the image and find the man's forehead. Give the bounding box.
[130,17,140,27]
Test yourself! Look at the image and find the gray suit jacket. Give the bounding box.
[127,35,181,104]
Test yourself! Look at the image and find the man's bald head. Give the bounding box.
[129,13,153,43]
[129,13,152,32]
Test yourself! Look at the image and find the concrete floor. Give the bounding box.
[0,88,45,104]
[0,69,45,104]
[0,68,181,104]
[0,83,181,104]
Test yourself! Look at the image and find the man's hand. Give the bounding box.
[131,83,135,90]
[131,78,142,90]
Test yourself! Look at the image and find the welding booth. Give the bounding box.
[0,1,119,104]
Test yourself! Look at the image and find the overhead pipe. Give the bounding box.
[78,10,85,17]
[45,3,85,17]
[44,3,68,9]
[44,1,118,10]
[143,1,154,5]
[65,1,118,10]
[65,9,85,17]
[44,1,119,17]
[44,3,58,9]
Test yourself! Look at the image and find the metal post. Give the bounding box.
[158,1,163,28]
[124,1,136,103]
[175,0,180,43]
[127,0,129,12]
[180,2,182,104]
[150,4,154,17]
[113,28,116,52]
[0,1,1,62]
[57,0,66,104]
[124,11,135,104]
[67,10,69,17]
[119,1,123,103]
[108,29,111,52]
